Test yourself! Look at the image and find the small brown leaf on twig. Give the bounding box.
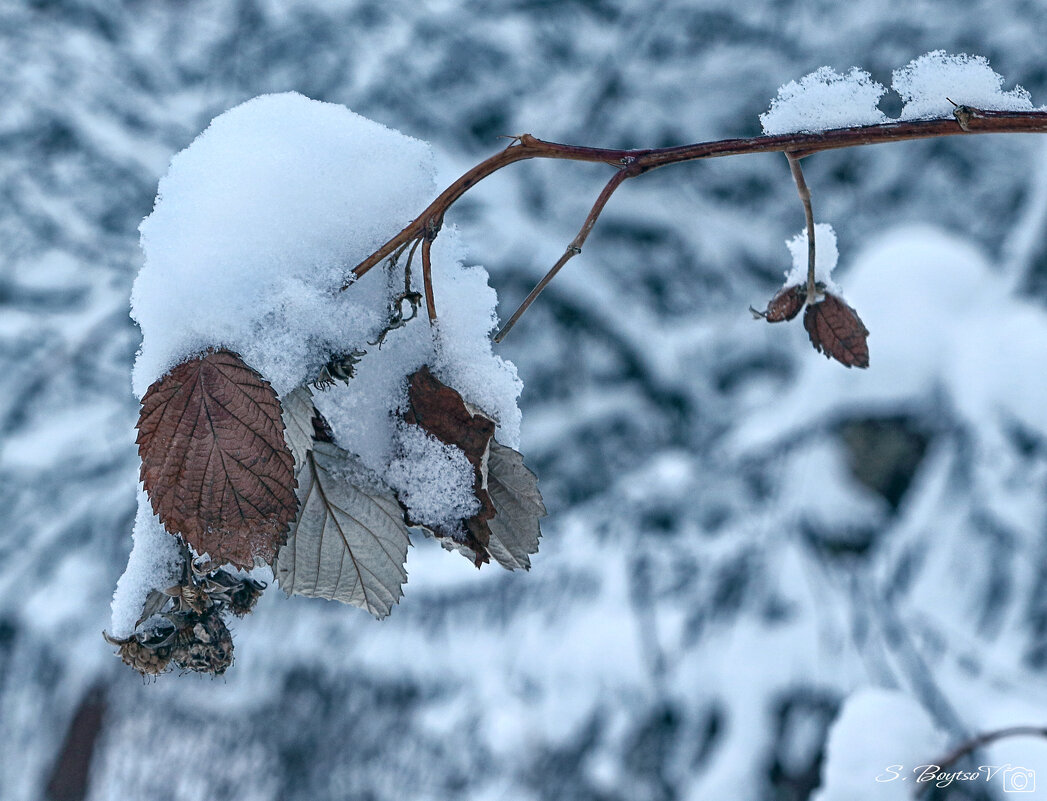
[759,284,807,322]
[803,293,870,368]
[137,349,298,569]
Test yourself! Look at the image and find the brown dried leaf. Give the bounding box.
[803,293,870,369]
[762,285,807,322]
[137,349,298,569]
[403,366,496,565]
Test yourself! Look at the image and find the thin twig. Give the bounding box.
[341,110,1047,338]
[936,725,1047,771]
[495,165,633,342]
[421,234,436,324]
[786,153,817,298]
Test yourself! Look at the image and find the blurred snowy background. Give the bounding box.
[3,1,1047,799]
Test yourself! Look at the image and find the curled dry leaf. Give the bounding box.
[803,292,870,369]
[485,440,546,570]
[404,366,496,566]
[137,349,298,569]
[274,442,411,619]
[760,284,807,323]
[280,385,317,476]
[402,366,545,570]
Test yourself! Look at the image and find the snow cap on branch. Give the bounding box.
[760,67,888,135]
[132,92,437,398]
[893,51,1035,120]
[131,92,524,551]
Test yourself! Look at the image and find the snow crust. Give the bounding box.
[783,223,839,290]
[893,51,1034,120]
[109,490,183,639]
[813,689,946,801]
[760,67,888,135]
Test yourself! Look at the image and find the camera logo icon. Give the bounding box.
[1003,766,1036,793]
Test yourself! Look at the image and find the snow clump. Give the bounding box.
[110,490,183,639]
[760,67,889,135]
[893,50,1034,120]
[783,222,839,291]
[120,92,523,631]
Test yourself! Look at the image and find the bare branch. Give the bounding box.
[343,110,1047,336]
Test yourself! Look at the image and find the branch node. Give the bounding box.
[952,103,974,132]
[424,217,442,242]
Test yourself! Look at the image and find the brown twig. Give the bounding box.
[495,164,634,342]
[344,111,1047,334]
[421,234,436,324]
[786,153,817,299]
[915,725,1047,797]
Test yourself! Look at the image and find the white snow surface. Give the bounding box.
[385,425,480,528]
[132,92,436,398]
[761,67,889,135]
[812,689,946,801]
[109,489,183,639]
[893,51,1035,120]
[783,223,839,290]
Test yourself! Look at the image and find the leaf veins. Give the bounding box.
[274,442,411,618]
[137,349,298,569]
[485,440,546,570]
[803,292,870,369]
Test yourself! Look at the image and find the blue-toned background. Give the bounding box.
[3,2,1047,799]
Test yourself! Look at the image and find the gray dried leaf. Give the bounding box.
[281,385,317,476]
[275,442,410,619]
[134,589,172,629]
[485,440,546,570]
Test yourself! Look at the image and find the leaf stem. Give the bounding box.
[786,153,817,299]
